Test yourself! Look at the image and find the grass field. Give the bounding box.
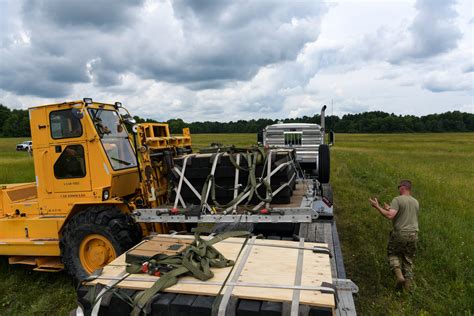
[0,133,473,315]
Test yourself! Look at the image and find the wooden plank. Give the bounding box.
[321,222,338,279]
[86,235,335,310]
[126,238,192,258]
[300,221,337,279]
[300,222,318,242]
[315,222,326,243]
[331,221,347,279]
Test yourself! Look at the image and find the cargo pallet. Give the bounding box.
[74,233,357,316]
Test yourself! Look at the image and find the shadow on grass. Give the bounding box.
[0,258,76,315]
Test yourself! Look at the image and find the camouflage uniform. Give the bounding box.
[387,230,418,279]
[387,195,419,280]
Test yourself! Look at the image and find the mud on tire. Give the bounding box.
[60,205,142,281]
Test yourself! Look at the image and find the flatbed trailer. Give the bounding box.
[72,175,357,316]
[70,105,357,315]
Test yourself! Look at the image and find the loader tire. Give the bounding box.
[318,144,330,184]
[60,206,141,281]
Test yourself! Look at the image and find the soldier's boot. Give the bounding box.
[393,267,405,287]
[403,278,413,292]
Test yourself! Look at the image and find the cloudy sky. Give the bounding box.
[0,0,472,121]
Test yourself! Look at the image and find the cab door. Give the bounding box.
[47,106,92,193]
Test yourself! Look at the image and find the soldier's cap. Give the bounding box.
[398,180,412,190]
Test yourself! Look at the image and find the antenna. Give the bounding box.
[331,99,333,117]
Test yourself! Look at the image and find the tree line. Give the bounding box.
[144,110,474,134]
[0,103,473,137]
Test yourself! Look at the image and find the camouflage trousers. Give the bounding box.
[387,231,418,279]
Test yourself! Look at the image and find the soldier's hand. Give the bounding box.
[369,197,379,208]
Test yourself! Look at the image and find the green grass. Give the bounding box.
[190,133,257,150]
[0,138,35,185]
[332,133,474,314]
[0,133,472,314]
[0,139,77,315]
[0,259,77,315]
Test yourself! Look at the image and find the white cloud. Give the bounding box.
[422,71,473,93]
[0,0,472,120]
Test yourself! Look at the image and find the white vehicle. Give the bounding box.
[260,106,334,180]
[15,140,32,151]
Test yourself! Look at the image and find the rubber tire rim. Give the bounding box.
[79,233,117,274]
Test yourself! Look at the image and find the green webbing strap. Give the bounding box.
[251,151,273,203]
[199,148,274,213]
[129,230,250,316]
[228,151,249,172]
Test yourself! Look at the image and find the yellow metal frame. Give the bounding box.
[135,123,191,208]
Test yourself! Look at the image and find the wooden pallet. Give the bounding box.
[86,234,335,312]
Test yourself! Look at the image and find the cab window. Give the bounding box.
[53,145,86,179]
[88,109,137,170]
[50,109,83,139]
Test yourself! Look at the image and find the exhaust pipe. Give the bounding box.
[320,105,327,130]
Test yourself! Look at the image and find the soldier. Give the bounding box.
[369,180,419,291]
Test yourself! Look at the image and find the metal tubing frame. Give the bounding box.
[203,153,223,211]
[232,154,240,214]
[173,154,193,209]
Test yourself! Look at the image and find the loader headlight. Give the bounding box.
[114,102,122,109]
[102,189,110,201]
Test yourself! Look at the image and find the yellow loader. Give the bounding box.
[0,98,191,280]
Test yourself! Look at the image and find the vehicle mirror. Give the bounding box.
[329,131,335,146]
[71,108,84,120]
[122,114,136,125]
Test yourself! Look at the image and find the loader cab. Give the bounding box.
[29,99,139,215]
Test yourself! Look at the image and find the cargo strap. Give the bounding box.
[223,162,292,213]
[216,235,257,315]
[200,149,272,211]
[128,229,250,316]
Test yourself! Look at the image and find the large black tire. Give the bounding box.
[318,144,330,184]
[60,206,142,281]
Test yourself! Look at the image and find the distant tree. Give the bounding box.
[2,109,30,137]
[0,104,12,136]
[167,118,186,134]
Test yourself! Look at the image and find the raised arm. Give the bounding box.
[369,198,398,219]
